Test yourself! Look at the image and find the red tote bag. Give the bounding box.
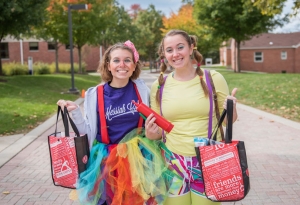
[48,106,89,189]
[195,99,250,202]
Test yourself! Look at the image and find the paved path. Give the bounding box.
[0,70,300,204]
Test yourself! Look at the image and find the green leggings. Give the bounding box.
[163,191,221,205]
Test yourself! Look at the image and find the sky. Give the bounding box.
[117,0,300,33]
[272,0,300,33]
[117,0,183,17]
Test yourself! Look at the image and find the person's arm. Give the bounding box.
[145,80,162,140]
[57,99,87,134]
[57,88,96,149]
[223,88,238,123]
[57,100,78,112]
[212,71,238,124]
[145,113,162,140]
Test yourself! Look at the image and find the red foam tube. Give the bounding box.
[132,101,174,133]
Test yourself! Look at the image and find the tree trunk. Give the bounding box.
[236,41,241,73]
[149,54,153,70]
[78,46,82,74]
[0,37,3,76]
[55,41,59,73]
[233,40,237,73]
[0,56,3,76]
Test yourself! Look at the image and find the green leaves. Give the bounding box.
[197,0,288,41]
[0,0,50,75]
[100,5,139,49]
[194,0,286,72]
[133,4,164,61]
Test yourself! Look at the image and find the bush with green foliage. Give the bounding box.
[2,62,86,76]
[34,62,51,75]
[2,62,28,76]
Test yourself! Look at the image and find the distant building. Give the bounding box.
[220,32,300,73]
[0,36,103,72]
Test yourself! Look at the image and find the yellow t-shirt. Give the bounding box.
[150,70,229,156]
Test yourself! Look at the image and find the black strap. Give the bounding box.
[210,99,233,144]
[225,99,233,143]
[54,106,80,137]
[65,106,80,137]
[54,106,64,136]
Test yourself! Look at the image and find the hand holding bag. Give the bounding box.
[195,99,250,202]
[48,106,90,189]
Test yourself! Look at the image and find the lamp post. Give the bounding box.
[68,4,88,94]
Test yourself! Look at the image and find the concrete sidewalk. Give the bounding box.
[1,70,300,204]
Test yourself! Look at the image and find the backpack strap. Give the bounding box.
[159,76,168,143]
[204,70,214,139]
[97,83,143,144]
[159,70,222,142]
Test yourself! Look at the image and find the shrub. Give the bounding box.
[74,62,87,73]
[2,62,28,76]
[59,62,85,73]
[2,62,87,76]
[49,63,59,73]
[33,62,51,74]
[58,63,71,73]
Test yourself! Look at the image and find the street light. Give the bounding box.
[68,4,88,94]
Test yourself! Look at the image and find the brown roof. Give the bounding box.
[240,32,300,48]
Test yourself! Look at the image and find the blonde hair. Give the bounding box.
[156,29,208,105]
[98,43,141,82]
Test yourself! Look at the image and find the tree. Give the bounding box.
[32,0,68,73]
[162,4,223,62]
[185,0,300,15]
[41,0,116,73]
[0,0,49,75]
[251,0,300,16]
[99,5,139,50]
[194,0,285,72]
[128,4,142,20]
[134,5,164,62]
[162,4,198,34]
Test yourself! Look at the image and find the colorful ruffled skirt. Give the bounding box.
[76,129,180,205]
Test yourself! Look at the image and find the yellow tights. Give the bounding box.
[163,191,221,205]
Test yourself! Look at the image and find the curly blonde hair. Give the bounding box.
[98,43,141,82]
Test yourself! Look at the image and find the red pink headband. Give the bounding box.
[124,40,139,63]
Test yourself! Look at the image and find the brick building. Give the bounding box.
[220,32,300,73]
[0,36,103,72]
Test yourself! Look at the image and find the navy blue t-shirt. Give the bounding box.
[96,80,141,144]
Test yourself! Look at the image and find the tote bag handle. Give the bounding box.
[209,99,233,144]
[54,106,80,137]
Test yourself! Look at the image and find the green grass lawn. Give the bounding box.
[219,71,300,122]
[0,71,299,136]
[0,74,100,136]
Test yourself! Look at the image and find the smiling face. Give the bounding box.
[108,48,136,86]
[163,34,194,70]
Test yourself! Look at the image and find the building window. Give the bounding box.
[29,42,39,51]
[254,52,263,62]
[0,43,9,59]
[65,44,70,50]
[281,51,287,60]
[48,42,56,50]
